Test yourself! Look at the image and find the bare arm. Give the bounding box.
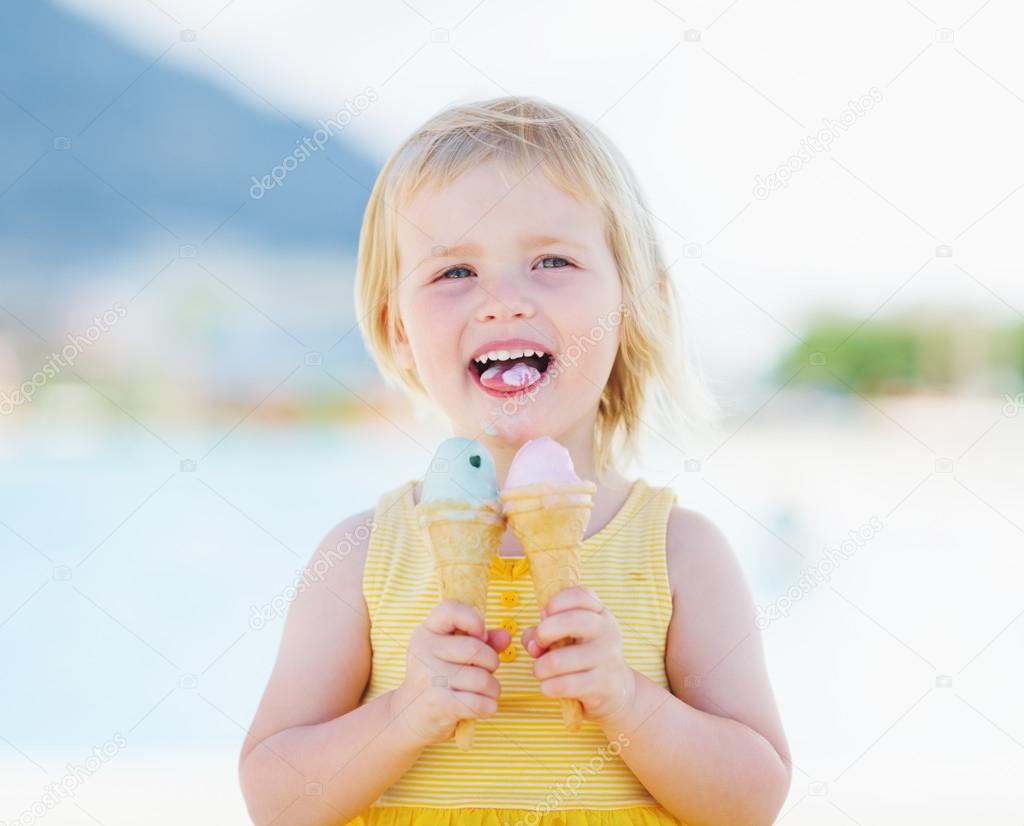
[595,507,792,826]
[238,509,425,826]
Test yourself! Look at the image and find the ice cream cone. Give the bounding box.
[416,498,503,750]
[500,479,597,731]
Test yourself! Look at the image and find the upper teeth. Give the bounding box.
[473,347,547,365]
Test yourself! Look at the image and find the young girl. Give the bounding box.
[239,97,792,826]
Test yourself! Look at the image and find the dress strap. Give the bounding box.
[363,479,418,618]
[638,478,678,531]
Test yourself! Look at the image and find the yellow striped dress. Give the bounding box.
[348,477,681,826]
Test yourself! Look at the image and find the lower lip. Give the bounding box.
[468,362,551,398]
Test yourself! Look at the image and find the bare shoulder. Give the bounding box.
[239,505,377,766]
[311,505,377,597]
[663,505,792,770]
[664,505,752,609]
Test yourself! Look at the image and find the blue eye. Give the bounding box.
[438,266,474,280]
[538,256,571,269]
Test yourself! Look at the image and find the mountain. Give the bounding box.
[0,1,380,261]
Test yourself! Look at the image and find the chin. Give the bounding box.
[475,398,573,446]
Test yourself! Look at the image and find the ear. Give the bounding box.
[392,317,415,371]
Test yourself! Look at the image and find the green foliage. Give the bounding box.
[776,316,1024,394]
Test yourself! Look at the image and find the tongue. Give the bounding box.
[479,360,542,391]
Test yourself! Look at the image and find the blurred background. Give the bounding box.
[2,0,1022,823]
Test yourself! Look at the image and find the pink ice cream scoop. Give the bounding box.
[504,436,581,489]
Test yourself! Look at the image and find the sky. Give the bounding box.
[54,0,1024,344]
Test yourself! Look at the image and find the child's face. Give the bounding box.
[393,159,623,447]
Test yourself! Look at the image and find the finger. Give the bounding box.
[486,628,511,652]
[535,609,604,648]
[533,640,600,681]
[424,600,486,639]
[538,670,591,700]
[521,627,548,659]
[434,633,501,671]
[450,689,498,720]
[541,585,603,619]
[448,666,502,700]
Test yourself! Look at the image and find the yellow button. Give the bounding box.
[500,617,518,634]
[500,591,519,608]
[499,645,518,662]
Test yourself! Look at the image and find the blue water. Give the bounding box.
[0,422,429,752]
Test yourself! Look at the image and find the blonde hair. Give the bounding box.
[354,95,720,474]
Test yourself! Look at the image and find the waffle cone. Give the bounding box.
[499,480,596,731]
[415,498,503,750]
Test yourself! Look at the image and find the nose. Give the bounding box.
[474,277,537,323]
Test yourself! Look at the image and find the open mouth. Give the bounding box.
[468,347,553,397]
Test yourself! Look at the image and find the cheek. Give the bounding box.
[403,290,452,349]
[560,281,622,366]
[400,291,468,383]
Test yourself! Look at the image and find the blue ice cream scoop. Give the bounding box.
[421,437,499,506]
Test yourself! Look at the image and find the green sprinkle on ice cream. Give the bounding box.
[421,437,498,508]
